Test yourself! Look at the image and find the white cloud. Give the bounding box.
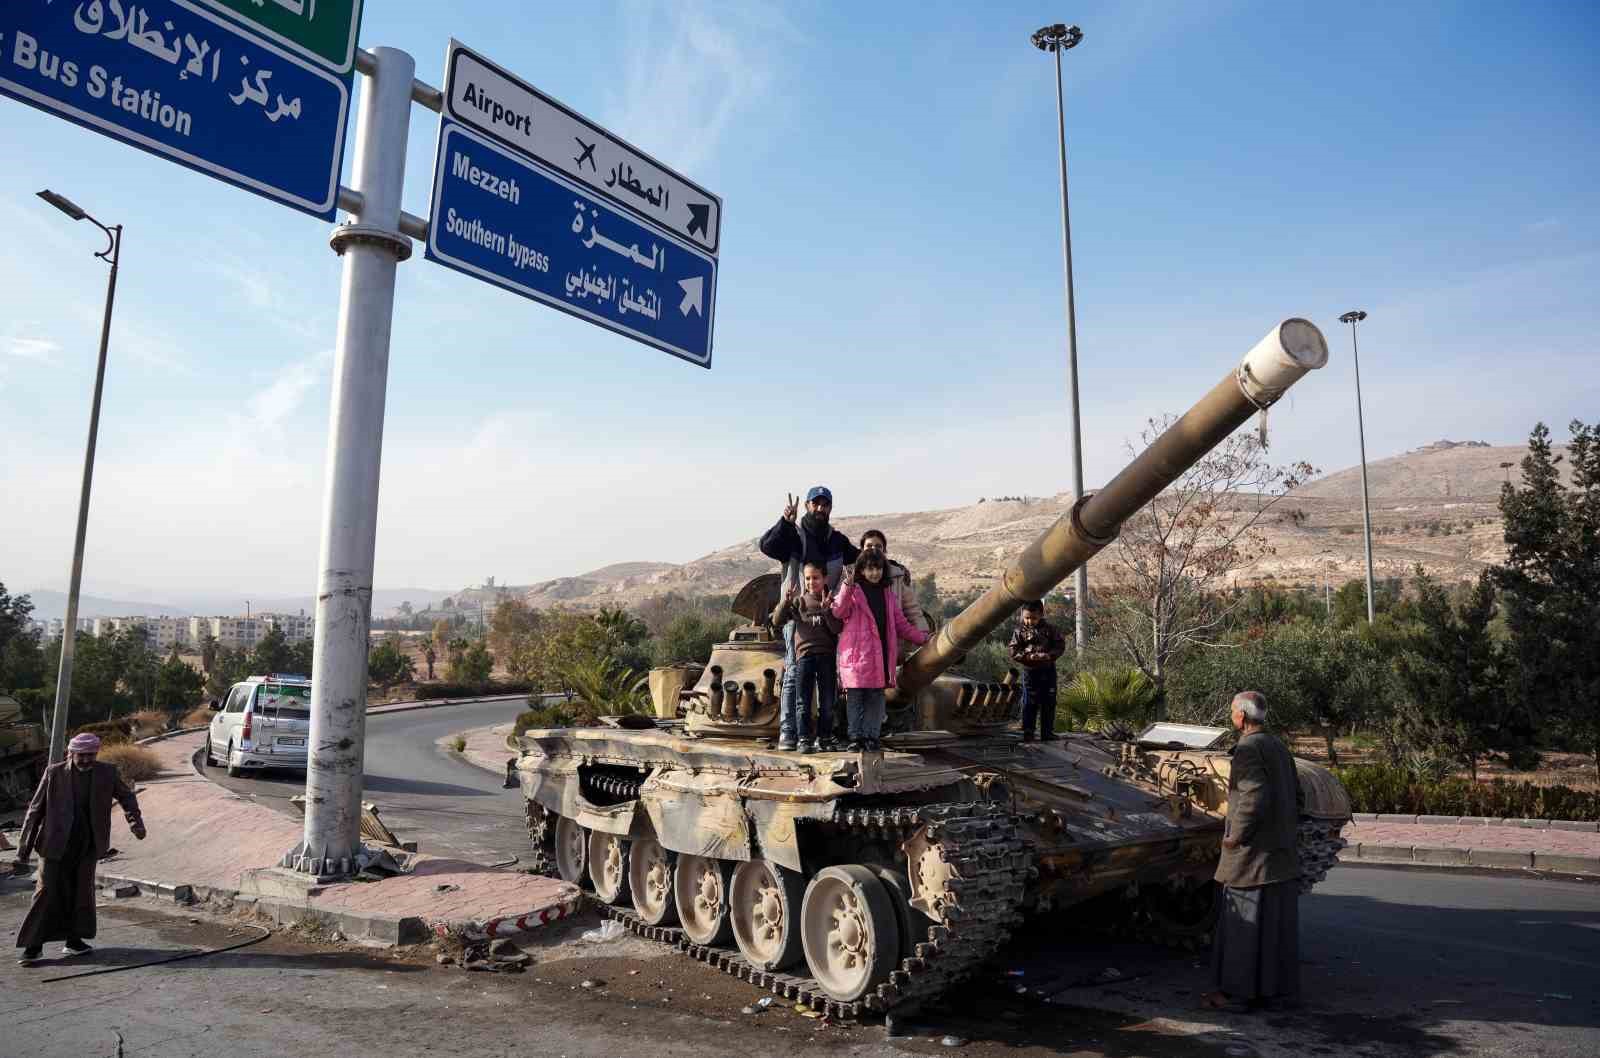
[607,0,797,173]
[1,336,59,359]
[249,349,333,432]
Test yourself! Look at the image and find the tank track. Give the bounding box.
[1296,817,1348,893]
[569,802,1029,1021]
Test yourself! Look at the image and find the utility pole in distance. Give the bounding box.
[1338,310,1376,624]
[1031,21,1089,654]
[37,190,121,765]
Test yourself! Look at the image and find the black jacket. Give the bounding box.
[759,517,859,591]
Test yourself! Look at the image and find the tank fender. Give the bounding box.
[743,798,836,873]
[576,798,651,838]
[639,772,753,862]
[519,759,578,817]
[1293,759,1351,821]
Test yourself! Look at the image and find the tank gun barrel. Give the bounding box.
[895,319,1329,699]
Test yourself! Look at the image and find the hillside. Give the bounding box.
[1295,440,1569,502]
[443,439,1548,612]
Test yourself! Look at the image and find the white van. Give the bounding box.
[205,674,312,777]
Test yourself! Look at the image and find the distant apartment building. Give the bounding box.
[261,612,314,644]
[85,615,187,650]
[189,616,264,650]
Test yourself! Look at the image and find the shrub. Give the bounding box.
[181,706,215,728]
[70,719,134,745]
[450,735,466,753]
[1059,668,1157,733]
[98,744,162,783]
[126,709,171,738]
[1335,763,1600,821]
[514,703,580,736]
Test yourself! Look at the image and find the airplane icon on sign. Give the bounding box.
[573,137,597,171]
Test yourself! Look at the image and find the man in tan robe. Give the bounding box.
[13,733,146,965]
[1204,691,1302,1011]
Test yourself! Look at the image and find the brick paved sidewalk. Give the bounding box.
[1342,818,1600,873]
[87,731,579,943]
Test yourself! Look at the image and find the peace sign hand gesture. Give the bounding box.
[782,493,799,523]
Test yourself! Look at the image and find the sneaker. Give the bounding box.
[800,740,817,755]
[62,940,93,957]
[18,947,42,966]
[1021,732,1036,743]
[777,738,797,752]
[819,738,839,752]
[1040,733,1059,743]
[864,739,881,753]
[847,739,865,752]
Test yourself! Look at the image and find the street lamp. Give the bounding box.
[1031,22,1089,654]
[37,189,122,765]
[1338,310,1376,624]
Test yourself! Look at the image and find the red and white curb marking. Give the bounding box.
[431,891,586,941]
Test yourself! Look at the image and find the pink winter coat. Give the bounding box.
[830,582,929,689]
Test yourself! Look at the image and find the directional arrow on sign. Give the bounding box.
[687,202,710,239]
[678,276,704,317]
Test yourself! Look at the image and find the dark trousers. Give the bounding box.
[793,653,837,743]
[17,841,96,951]
[845,688,887,741]
[1020,668,1057,737]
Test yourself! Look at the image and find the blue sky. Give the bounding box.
[3,0,1596,598]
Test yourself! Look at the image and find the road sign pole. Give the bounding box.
[286,45,415,878]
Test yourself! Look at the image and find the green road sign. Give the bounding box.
[198,0,363,74]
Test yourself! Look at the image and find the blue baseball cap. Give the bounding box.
[806,486,833,503]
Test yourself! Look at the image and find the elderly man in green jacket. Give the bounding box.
[13,733,146,966]
[1204,690,1302,1011]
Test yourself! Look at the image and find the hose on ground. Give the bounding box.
[41,922,272,983]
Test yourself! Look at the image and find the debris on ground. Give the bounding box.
[1096,967,1123,982]
[580,978,603,990]
[111,882,139,898]
[435,883,461,894]
[580,920,625,943]
[941,1035,967,1047]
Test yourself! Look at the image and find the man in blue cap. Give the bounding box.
[760,486,860,749]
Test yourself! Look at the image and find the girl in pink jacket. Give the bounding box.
[830,550,929,751]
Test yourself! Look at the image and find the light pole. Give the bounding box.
[37,189,122,765]
[1338,310,1376,624]
[1032,21,1088,655]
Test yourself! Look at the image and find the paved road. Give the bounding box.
[204,699,531,866]
[196,704,1600,1055]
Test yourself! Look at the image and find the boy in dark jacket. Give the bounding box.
[1008,600,1066,741]
[770,562,844,752]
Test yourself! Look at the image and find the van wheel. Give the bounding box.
[226,742,243,778]
[204,736,220,768]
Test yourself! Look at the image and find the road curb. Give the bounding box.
[430,890,588,942]
[1338,843,1600,876]
[1349,811,1597,831]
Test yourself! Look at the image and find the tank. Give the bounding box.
[509,320,1351,1019]
[0,695,48,810]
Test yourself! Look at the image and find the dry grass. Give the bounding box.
[181,706,214,728]
[98,744,163,783]
[126,709,171,738]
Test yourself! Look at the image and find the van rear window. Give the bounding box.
[259,684,312,720]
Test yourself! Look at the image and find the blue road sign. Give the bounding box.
[426,122,717,368]
[1,0,351,219]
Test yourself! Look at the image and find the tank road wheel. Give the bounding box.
[800,865,901,1003]
[554,815,589,887]
[674,855,732,946]
[870,866,920,963]
[729,859,805,971]
[628,837,677,925]
[587,831,631,905]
